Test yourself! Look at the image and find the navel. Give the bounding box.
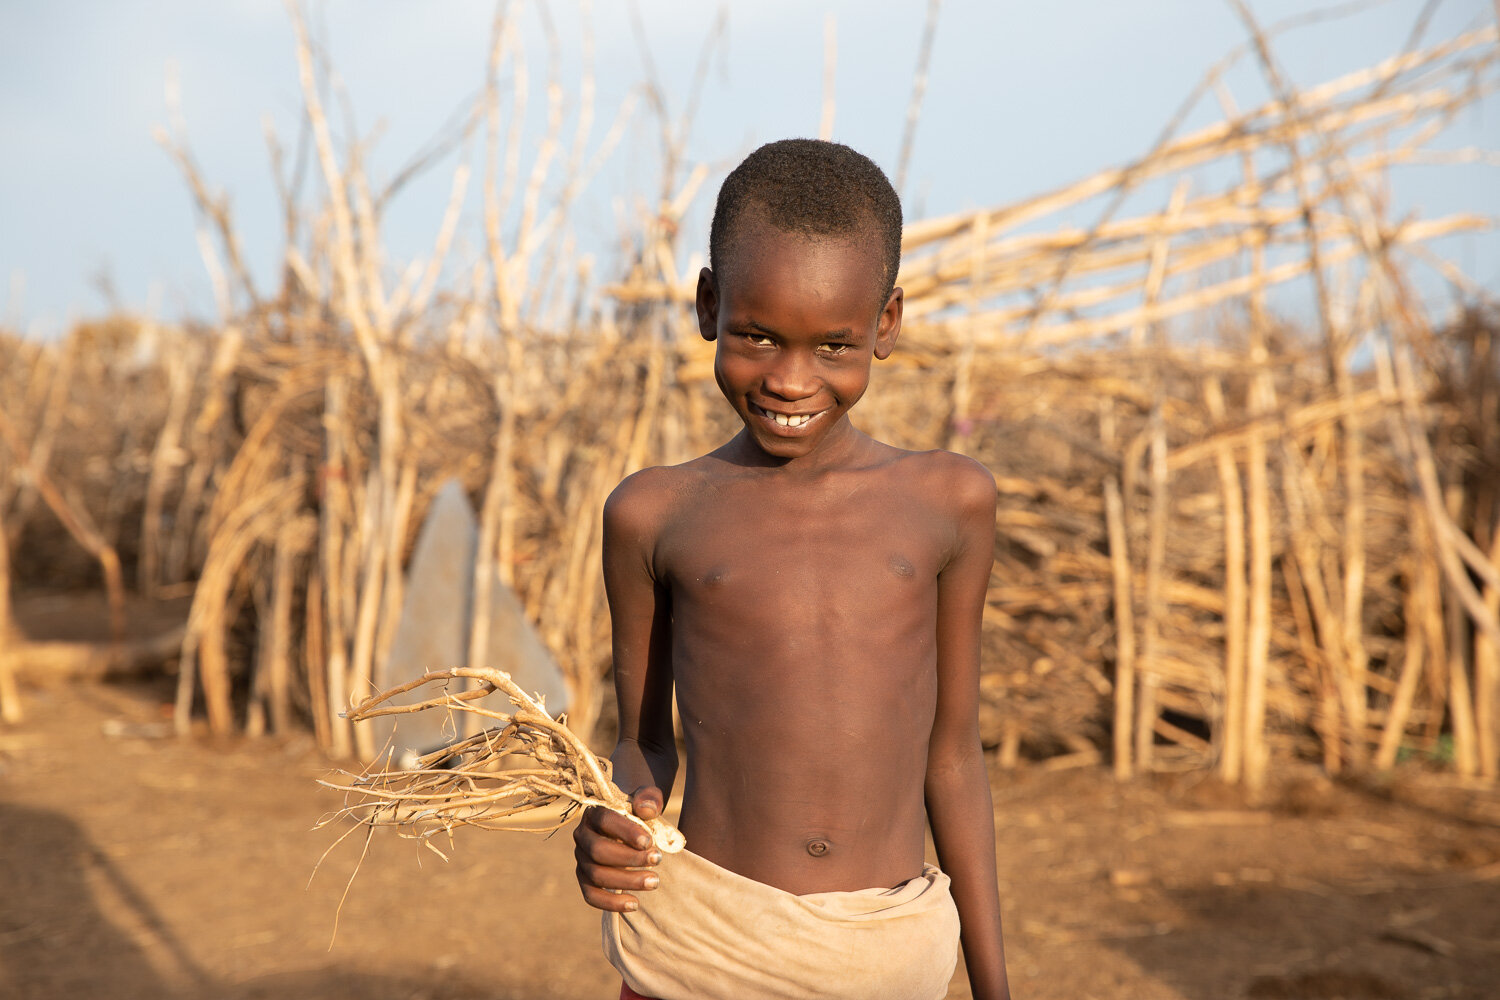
[806,838,831,858]
[888,554,915,579]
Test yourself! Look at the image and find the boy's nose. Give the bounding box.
[762,353,818,399]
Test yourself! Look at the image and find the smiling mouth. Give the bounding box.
[750,402,826,431]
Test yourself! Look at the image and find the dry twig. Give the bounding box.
[318,667,685,854]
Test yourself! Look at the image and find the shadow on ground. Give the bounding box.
[0,800,565,1000]
[1103,781,1500,1000]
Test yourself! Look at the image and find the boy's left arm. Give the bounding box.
[926,456,1011,1000]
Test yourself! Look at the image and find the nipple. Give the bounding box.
[806,839,830,858]
[888,554,915,579]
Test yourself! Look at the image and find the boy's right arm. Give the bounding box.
[574,473,678,913]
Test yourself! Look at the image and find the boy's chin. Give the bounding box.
[738,418,837,459]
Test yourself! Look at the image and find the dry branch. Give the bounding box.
[321,667,684,853]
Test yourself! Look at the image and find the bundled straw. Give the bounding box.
[318,667,685,855]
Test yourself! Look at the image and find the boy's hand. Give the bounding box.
[573,786,665,912]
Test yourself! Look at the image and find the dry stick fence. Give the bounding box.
[963,22,1500,788]
[0,13,1496,792]
[613,21,1500,788]
[0,322,146,723]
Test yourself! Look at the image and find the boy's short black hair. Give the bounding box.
[709,138,903,304]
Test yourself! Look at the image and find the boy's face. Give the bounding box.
[696,216,902,463]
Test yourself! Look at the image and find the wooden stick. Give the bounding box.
[348,462,389,758]
[1279,438,1352,771]
[267,518,307,734]
[894,0,941,197]
[1204,377,1247,781]
[139,334,199,596]
[1444,484,1480,776]
[1136,351,1174,776]
[0,518,20,725]
[306,561,331,752]
[1244,352,1275,793]
[1282,551,1341,773]
[494,361,521,587]
[319,374,352,757]
[947,211,988,452]
[1477,517,1500,780]
[818,13,837,141]
[155,79,263,315]
[165,328,242,586]
[373,458,417,692]
[1336,346,1372,768]
[470,374,508,737]
[1130,180,1190,344]
[1419,510,1450,749]
[1373,336,1500,668]
[1375,544,1429,769]
[1105,476,1136,779]
[286,0,382,363]
[247,575,271,738]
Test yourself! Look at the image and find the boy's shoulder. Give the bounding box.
[883,445,992,480]
[603,463,681,515]
[601,460,715,535]
[880,446,997,513]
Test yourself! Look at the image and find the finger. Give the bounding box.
[577,859,661,893]
[580,804,614,834]
[629,786,664,819]
[594,808,656,850]
[580,884,640,913]
[576,834,659,869]
[578,805,649,849]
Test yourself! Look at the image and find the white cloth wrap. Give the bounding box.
[603,847,961,1000]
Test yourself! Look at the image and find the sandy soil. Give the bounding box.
[2,676,1499,1000]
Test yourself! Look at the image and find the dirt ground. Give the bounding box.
[2,675,1499,1000]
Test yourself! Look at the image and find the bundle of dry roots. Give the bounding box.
[318,668,684,860]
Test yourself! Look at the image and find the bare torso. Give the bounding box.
[647,438,956,894]
[580,191,1012,997]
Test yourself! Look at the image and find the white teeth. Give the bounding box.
[762,407,815,428]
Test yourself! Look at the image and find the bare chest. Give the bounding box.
[656,480,950,622]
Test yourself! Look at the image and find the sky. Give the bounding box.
[0,0,1496,336]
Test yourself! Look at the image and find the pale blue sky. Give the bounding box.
[1,0,1495,335]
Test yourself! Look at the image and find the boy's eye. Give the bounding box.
[742,333,775,347]
[819,343,852,356]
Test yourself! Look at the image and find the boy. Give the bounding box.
[574,139,1011,1000]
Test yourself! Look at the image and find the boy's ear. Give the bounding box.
[695,267,719,342]
[873,285,903,361]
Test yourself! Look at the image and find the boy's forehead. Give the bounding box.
[719,215,887,300]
